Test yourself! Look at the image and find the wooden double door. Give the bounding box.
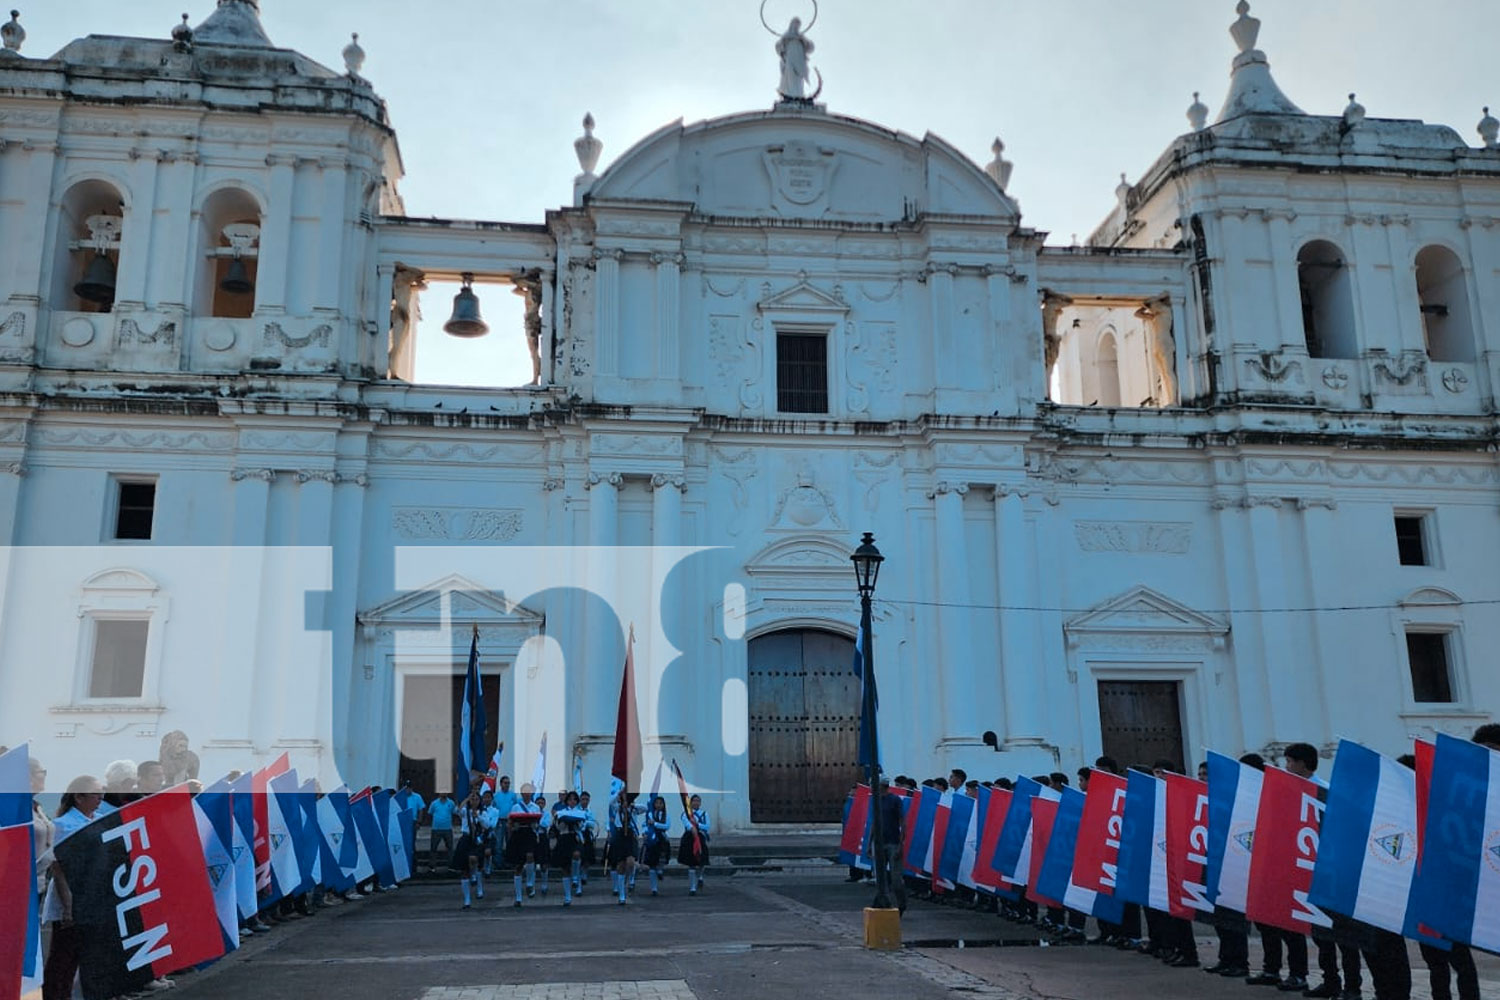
[747,629,861,823]
[1097,679,1186,772]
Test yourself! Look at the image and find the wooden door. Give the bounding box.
[748,629,859,823]
[398,672,500,802]
[1097,680,1185,772]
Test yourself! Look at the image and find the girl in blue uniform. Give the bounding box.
[640,795,672,896]
[677,793,711,895]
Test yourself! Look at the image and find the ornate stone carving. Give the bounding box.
[1371,352,1427,389]
[1075,521,1192,555]
[541,477,565,492]
[59,316,95,348]
[927,481,970,500]
[1242,495,1284,509]
[336,472,369,487]
[229,468,276,482]
[770,460,843,530]
[586,472,623,490]
[391,507,524,541]
[712,447,758,537]
[2,462,27,477]
[1440,368,1469,394]
[591,433,682,457]
[1244,351,1301,384]
[650,473,685,492]
[1320,365,1349,389]
[372,439,544,463]
[36,428,234,452]
[0,311,27,341]
[294,469,339,484]
[762,141,837,212]
[263,322,332,351]
[117,318,177,348]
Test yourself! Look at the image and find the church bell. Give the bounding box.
[73,252,117,305]
[443,272,489,338]
[219,256,254,295]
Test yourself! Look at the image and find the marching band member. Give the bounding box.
[606,784,643,905]
[677,793,711,895]
[640,795,672,896]
[552,791,589,907]
[577,790,598,889]
[532,794,551,896]
[453,789,487,909]
[506,783,545,907]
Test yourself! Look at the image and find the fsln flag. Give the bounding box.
[1114,769,1168,912]
[838,784,873,870]
[1308,740,1421,937]
[1023,796,1063,909]
[190,795,239,954]
[1163,772,1213,918]
[228,773,257,920]
[1205,750,1262,911]
[1072,768,1128,895]
[251,752,290,891]
[991,776,1043,882]
[611,625,643,793]
[263,770,305,907]
[1410,733,1500,952]
[0,821,37,1000]
[53,787,225,999]
[1245,765,1332,935]
[456,625,488,798]
[1039,786,1125,923]
[1407,738,1449,947]
[852,606,879,771]
[971,786,1021,898]
[0,744,41,991]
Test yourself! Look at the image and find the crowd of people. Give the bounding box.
[415,776,713,910]
[850,722,1499,1000]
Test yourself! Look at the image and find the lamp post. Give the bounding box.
[850,531,892,910]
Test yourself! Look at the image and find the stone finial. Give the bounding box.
[984,137,1013,192]
[1187,91,1209,131]
[574,113,603,176]
[1215,0,1304,123]
[172,13,193,53]
[342,32,365,77]
[1479,107,1499,149]
[0,10,23,54]
[1115,173,1132,210]
[1342,93,1366,127]
[1230,0,1259,54]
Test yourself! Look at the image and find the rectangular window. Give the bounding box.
[114,480,156,540]
[1394,514,1427,566]
[88,619,150,699]
[776,332,828,414]
[1405,631,1454,703]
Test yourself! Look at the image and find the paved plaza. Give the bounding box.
[159,868,1499,1000]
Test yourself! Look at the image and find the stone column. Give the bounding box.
[314,159,349,314]
[255,154,296,314]
[329,461,369,786]
[112,151,161,312]
[649,473,684,740]
[932,481,979,747]
[148,154,197,311]
[1295,496,1339,740]
[586,471,621,734]
[220,468,273,750]
[7,142,57,302]
[1244,496,1313,741]
[996,485,1044,745]
[928,263,958,395]
[593,249,622,377]
[653,253,682,380]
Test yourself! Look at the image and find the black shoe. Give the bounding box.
[1158,949,1181,964]
[1204,964,1231,975]
[845,872,864,883]
[1302,983,1340,999]
[1278,977,1310,992]
[1247,973,1284,987]
[1335,990,1362,1000]
[1219,967,1250,978]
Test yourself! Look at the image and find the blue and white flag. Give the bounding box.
[1114,769,1169,911]
[315,787,356,892]
[937,791,976,887]
[903,785,940,874]
[1309,740,1421,937]
[1038,786,1126,923]
[456,626,487,797]
[191,792,239,953]
[350,790,393,886]
[852,607,880,771]
[1410,733,1500,951]
[264,770,305,906]
[296,779,322,893]
[384,790,413,882]
[228,773,257,919]
[991,776,1044,883]
[1205,750,1262,912]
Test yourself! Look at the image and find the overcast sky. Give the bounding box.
[38,1,1496,386]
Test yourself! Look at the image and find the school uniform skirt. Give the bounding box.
[605,830,637,867]
[580,830,597,865]
[553,831,580,862]
[640,832,671,868]
[452,832,482,870]
[504,826,540,866]
[677,830,708,867]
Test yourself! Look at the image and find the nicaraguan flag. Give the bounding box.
[316,788,356,892]
[1072,768,1128,894]
[903,785,940,875]
[937,791,974,888]
[992,776,1057,884]
[1308,740,1421,937]
[971,786,1021,898]
[1024,797,1063,908]
[1205,750,1261,911]
[191,795,239,953]
[384,790,413,882]
[1410,733,1500,951]
[264,770,305,906]
[0,745,41,994]
[928,791,952,887]
[349,790,393,885]
[838,784,873,869]
[228,773,257,919]
[456,626,487,797]
[1038,786,1125,923]
[1114,769,1169,911]
[296,779,322,893]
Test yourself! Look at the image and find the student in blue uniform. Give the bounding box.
[605,784,643,905]
[640,795,672,895]
[552,791,589,906]
[677,793,711,895]
[505,783,545,907]
[578,790,598,888]
[453,789,487,909]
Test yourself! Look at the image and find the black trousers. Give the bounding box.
[43,922,80,1000]
[1420,941,1480,1000]
[1214,910,1250,969]
[1361,928,1411,1000]
[1168,915,1198,961]
[1315,936,1363,991]
[1118,902,1143,940]
[1257,923,1308,978]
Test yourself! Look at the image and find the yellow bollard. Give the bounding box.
[863,906,902,950]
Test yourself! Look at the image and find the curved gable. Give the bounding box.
[590,109,1018,225]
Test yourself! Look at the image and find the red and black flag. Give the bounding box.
[53,787,225,999]
[672,758,702,862]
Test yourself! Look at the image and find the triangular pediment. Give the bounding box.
[358,573,545,628]
[756,277,849,316]
[1065,585,1227,637]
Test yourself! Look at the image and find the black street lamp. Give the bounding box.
[851,531,893,911]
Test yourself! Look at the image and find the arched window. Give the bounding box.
[51,180,125,314]
[1297,240,1357,359]
[194,187,262,319]
[1414,245,1475,363]
[1095,330,1121,407]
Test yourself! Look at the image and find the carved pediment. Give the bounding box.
[756,276,849,316]
[1064,585,1228,648]
[745,536,853,579]
[358,572,545,628]
[81,568,160,594]
[1399,586,1461,608]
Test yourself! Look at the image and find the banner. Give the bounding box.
[190,787,239,953]
[1038,786,1125,923]
[1072,768,1128,895]
[838,784,872,869]
[991,776,1044,883]
[0,744,40,995]
[970,786,1020,898]
[1114,769,1168,911]
[1163,772,1212,919]
[1204,750,1261,912]
[1245,766,1332,935]
[384,790,413,883]
[1308,740,1421,937]
[904,786,940,875]
[263,770,304,906]
[296,780,322,894]
[1,821,35,1000]
[456,626,488,798]
[1023,795,1062,908]
[315,789,356,892]
[53,788,225,998]
[611,626,643,793]
[1409,733,1500,951]
[350,789,394,886]
[251,753,290,891]
[228,773,257,919]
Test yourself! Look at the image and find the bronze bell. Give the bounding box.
[443,272,489,338]
[74,252,117,305]
[220,256,254,295]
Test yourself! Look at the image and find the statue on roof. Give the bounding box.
[762,1,821,102]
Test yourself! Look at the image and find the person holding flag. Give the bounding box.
[674,760,710,896]
[577,790,598,887]
[639,795,672,896]
[606,787,643,906]
[455,625,488,803]
[453,788,488,909]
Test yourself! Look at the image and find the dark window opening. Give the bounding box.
[1406,632,1454,703]
[776,332,828,414]
[115,481,156,540]
[1394,515,1427,566]
[89,619,149,698]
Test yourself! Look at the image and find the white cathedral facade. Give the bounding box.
[0,0,1496,829]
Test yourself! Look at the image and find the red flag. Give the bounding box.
[1025,796,1063,908]
[1245,767,1333,935]
[611,626,642,791]
[1072,769,1128,894]
[929,794,952,892]
[53,788,225,997]
[1163,773,1212,919]
[251,752,290,888]
[839,784,871,866]
[0,822,30,1000]
[971,786,1019,895]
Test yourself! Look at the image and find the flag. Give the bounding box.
[296,780,322,894]
[991,776,1046,883]
[1039,786,1126,923]
[315,790,356,892]
[1408,739,1449,947]
[228,773,257,919]
[1114,769,1168,912]
[672,759,703,863]
[903,785,940,875]
[349,789,393,886]
[970,786,1021,898]
[263,771,304,907]
[929,791,953,891]
[573,750,584,796]
[191,780,239,953]
[1245,766,1332,935]
[1072,768,1128,894]
[1204,750,1262,914]
[531,732,548,795]
[838,787,872,869]
[1163,772,1213,918]
[611,625,643,793]
[1024,796,1063,908]
[0,745,40,995]
[251,752,290,891]
[1409,733,1500,951]
[384,790,413,883]
[1308,740,1422,937]
[852,607,879,770]
[937,792,977,889]
[53,787,225,998]
[456,626,488,798]
[482,743,505,794]
[1,822,36,1000]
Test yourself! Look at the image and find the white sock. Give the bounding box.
[475,874,484,898]
[649,869,659,893]
[571,859,581,885]
[461,878,471,905]
[540,869,549,891]
[689,869,698,892]
[524,862,534,889]
[513,875,523,902]
[563,877,572,903]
